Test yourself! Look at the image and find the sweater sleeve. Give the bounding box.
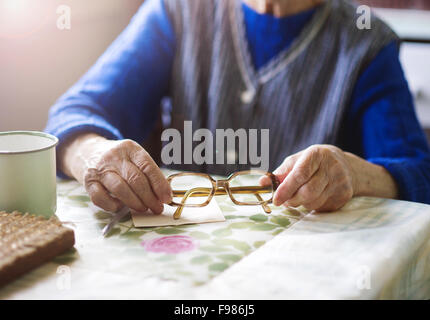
[344,41,430,204]
[44,0,175,176]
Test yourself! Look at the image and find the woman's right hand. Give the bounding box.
[60,133,172,214]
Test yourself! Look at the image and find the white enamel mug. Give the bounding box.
[0,131,59,218]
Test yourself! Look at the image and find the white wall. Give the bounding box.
[374,8,430,129]
[0,0,143,132]
[400,43,430,128]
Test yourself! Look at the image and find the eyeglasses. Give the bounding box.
[167,170,280,219]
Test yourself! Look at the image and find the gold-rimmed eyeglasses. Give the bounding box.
[167,170,280,219]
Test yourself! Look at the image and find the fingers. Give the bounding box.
[272,145,355,212]
[301,192,328,211]
[82,139,172,214]
[100,171,147,213]
[273,148,321,206]
[284,176,353,212]
[315,182,354,212]
[131,149,172,204]
[87,181,123,212]
[314,195,347,212]
[121,162,164,214]
[284,169,328,208]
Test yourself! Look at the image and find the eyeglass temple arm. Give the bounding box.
[173,187,212,220]
[253,193,272,214]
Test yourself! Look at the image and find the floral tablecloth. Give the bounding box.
[1,170,430,299]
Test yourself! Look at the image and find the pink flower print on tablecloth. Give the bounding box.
[141,235,198,254]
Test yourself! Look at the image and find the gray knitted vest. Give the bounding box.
[161,0,397,176]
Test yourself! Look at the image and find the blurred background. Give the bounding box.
[0,0,144,132]
[0,0,430,139]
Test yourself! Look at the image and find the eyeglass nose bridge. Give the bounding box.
[216,179,229,189]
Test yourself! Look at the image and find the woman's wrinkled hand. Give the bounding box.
[272,145,358,212]
[62,134,172,214]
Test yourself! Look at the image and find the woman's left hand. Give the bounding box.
[272,144,398,212]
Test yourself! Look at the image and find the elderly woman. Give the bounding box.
[45,0,430,215]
